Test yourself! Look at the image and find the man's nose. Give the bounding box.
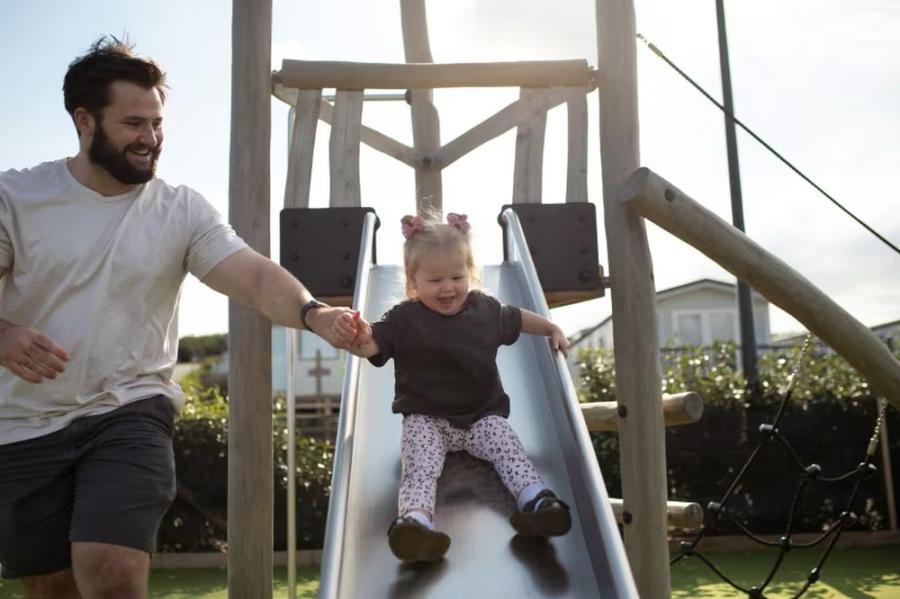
[139,124,160,147]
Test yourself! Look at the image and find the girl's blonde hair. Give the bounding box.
[401,212,479,300]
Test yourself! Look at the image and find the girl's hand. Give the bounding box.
[549,324,569,358]
[351,313,373,349]
[331,311,360,345]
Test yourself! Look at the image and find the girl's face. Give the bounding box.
[410,249,470,316]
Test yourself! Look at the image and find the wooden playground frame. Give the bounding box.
[226,1,900,597]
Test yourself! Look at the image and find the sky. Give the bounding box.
[0,0,897,339]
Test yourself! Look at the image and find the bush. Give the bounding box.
[575,339,899,535]
[177,333,228,363]
[157,373,334,552]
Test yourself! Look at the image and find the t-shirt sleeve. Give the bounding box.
[367,305,402,367]
[184,191,248,280]
[498,302,522,346]
[478,291,521,346]
[0,189,12,270]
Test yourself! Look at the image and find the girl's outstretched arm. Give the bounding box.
[520,309,569,357]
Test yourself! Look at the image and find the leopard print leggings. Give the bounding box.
[398,413,544,517]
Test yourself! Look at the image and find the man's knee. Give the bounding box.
[72,542,149,599]
[21,569,80,599]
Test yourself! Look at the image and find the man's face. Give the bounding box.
[87,81,164,185]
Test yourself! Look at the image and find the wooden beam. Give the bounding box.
[228,0,273,597]
[400,0,442,214]
[620,167,900,410]
[566,91,589,203]
[284,89,321,209]
[328,90,363,207]
[275,84,418,168]
[319,99,417,168]
[609,498,704,531]
[512,88,547,204]
[276,59,594,90]
[596,0,671,595]
[582,392,704,432]
[432,86,585,169]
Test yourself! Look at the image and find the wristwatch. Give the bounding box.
[300,299,327,330]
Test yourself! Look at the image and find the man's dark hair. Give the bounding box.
[63,35,167,123]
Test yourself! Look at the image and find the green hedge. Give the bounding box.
[157,369,334,552]
[576,340,900,534]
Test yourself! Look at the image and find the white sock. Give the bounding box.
[517,482,548,510]
[404,510,434,530]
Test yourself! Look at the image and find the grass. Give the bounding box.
[0,566,318,599]
[0,546,897,597]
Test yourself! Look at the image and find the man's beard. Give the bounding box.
[88,119,161,185]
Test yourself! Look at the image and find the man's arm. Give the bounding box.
[201,248,355,348]
[0,267,71,383]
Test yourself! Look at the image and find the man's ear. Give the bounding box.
[72,107,96,141]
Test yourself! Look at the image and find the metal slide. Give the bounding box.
[317,210,636,598]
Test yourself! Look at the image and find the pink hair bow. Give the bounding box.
[401,214,425,239]
[446,212,470,233]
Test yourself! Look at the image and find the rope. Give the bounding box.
[636,33,900,257]
[671,336,888,597]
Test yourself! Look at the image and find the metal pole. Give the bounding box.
[286,329,297,599]
[716,0,758,389]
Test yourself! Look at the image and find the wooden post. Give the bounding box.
[229,1,273,597]
[880,413,897,530]
[512,88,547,204]
[284,89,322,209]
[400,0,443,215]
[596,0,671,596]
[329,90,364,207]
[566,91,589,204]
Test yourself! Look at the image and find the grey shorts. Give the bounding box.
[0,395,177,579]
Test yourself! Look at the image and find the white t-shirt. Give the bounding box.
[0,159,247,444]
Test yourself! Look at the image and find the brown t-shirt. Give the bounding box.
[368,290,522,428]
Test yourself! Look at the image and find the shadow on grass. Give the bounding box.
[670,545,900,598]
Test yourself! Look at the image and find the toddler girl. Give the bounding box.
[334,213,571,562]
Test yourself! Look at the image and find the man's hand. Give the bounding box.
[0,326,70,383]
[306,306,357,349]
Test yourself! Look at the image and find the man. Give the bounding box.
[0,37,352,598]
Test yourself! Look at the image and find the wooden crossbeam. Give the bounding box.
[582,392,704,432]
[433,86,588,169]
[276,59,594,90]
[609,498,704,531]
[620,167,900,410]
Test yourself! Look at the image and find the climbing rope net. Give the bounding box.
[670,337,890,598]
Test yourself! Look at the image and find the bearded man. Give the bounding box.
[0,37,352,598]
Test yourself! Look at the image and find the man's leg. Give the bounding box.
[21,570,80,599]
[71,542,149,599]
[0,429,79,595]
[68,397,176,598]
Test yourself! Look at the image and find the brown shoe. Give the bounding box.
[510,490,572,537]
[387,516,451,562]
